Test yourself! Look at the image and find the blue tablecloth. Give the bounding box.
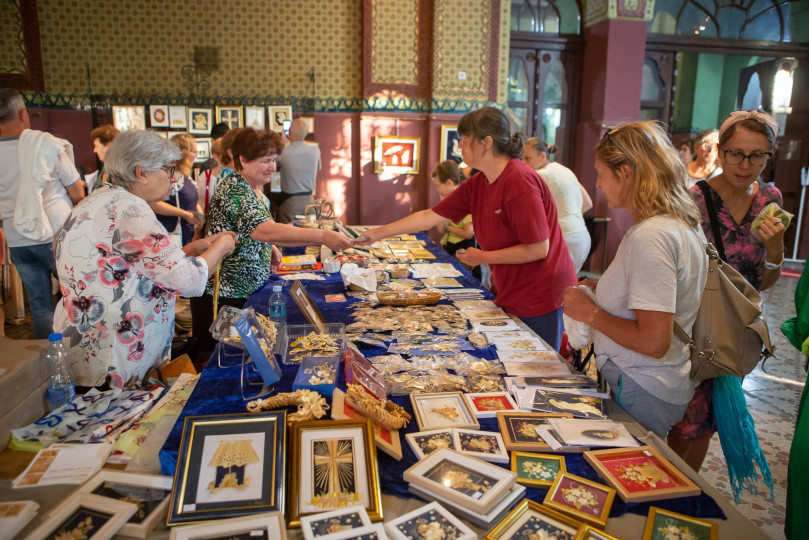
[159,234,725,521]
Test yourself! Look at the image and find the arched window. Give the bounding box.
[511,0,581,35]
[648,0,803,43]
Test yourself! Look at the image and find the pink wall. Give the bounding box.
[29,109,96,174]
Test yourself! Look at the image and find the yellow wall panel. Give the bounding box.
[370,0,419,85]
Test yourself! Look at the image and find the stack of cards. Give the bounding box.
[443,288,486,302]
[544,418,639,448]
[12,443,112,488]
[403,448,525,528]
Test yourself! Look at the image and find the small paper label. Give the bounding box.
[643,450,652,456]
[472,491,483,499]
[250,530,263,537]
[183,504,196,512]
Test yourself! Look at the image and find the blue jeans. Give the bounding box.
[9,243,57,339]
[520,307,564,352]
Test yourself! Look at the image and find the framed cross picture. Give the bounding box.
[216,106,243,129]
[287,419,382,528]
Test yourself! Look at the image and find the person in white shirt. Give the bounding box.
[523,138,592,272]
[276,118,320,223]
[563,121,708,438]
[0,89,85,338]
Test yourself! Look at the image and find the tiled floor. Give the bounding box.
[4,263,806,539]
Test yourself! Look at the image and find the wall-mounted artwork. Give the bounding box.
[216,106,243,129]
[440,125,465,167]
[112,106,146,132]
[245,106,266,130]
[195,138,212,162]
[268,106,292,132]
[188,108,212,135]
[373,136,420,175]
[168,106,187,129]
[149,105,169,128]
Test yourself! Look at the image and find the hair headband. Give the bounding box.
[718,110,779,142]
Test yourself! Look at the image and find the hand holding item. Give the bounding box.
[185,210,205,227]
[563,285,598,323]
[322,230,353,252]
[455,247,485,266]
[271,245,282,272]
[756,215,786,259]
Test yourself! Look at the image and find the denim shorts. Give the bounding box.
[599,359,689,438]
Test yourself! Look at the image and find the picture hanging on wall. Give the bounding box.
[195,138,211,162]
[268,106,292,132]
[373,136,420,175]
[112,106,146,132]
[168,106,188,129]
[188,108,212,135]
[216,106,243,129]
[149,105,169,128]
[440,125,466,167]
[245,106,266,130]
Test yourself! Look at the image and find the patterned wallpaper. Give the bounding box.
[37,0,363,98]
[371,0,419,85]
[0,0,25,74]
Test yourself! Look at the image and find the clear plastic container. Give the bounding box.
[280,323,346,365]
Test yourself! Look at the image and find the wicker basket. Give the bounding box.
[377,290,441,306]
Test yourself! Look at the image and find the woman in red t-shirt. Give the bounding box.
[356,107,576,350]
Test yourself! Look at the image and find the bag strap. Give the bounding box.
[696,180,727,261]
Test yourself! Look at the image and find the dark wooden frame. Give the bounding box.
[0,0,45,91]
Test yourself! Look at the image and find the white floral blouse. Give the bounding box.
[53,185,209,388]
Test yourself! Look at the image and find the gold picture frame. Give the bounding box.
[543,472,616,528]
[643,507,718,540]
[288,419,382,528]
[290,280,327,327]
[410,392,480,431]
[216,106,243,129]
[496,411,573,452]
[510,451,566,488]
[331,388,403,460]
[485,498,585,540]
[583,446,701,503]
[580,525,622,540]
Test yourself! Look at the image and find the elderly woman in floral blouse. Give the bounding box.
[53,130,236,388]
[191,128,352,365]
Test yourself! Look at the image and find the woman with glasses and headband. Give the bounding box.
[149,133,204,246]
[52,130,237,388]
[667,110,785,470]
[357,107,576,351]
[686,128,721,188]
[563,121,708,438]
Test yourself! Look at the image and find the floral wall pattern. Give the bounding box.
[371,0,419,85]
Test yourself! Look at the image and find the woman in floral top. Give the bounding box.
[53,130,236,388]
[191,128,351,363]
[668,110,786,471]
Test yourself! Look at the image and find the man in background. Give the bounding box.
[276,118,320,224]
[0,89,84,338]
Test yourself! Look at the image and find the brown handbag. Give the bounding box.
[674,244,775,380]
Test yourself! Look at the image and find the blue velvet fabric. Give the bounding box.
[159,234,725,521]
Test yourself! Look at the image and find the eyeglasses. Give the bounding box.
[601,128,632,159]
[699,142,717,151]
[721,149,772,166]
[161,166,176,178]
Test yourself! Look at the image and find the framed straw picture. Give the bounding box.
[299,505,370,540]
[439,124,465,167]
[167,411,287,525]
[511,451,566,488]
[76,470,172,538]
[112,106,146,132]
[245,106,266,130]
[643,507,718,540]
[410,392,479,431]
[496,411,573,452]
[25,493,137,540]
[187,108,212,135]
[485,498,585,540]
[385,501,475,540]
[168,105,187,129]
[287,419,382,528]
[269,106,292,132]
[149,105,169,128]
[463,391,519,418]
[194,138,211,163]
[290,280,327,327]
[452,428,508,464]
[543,472,615,528]
[216,106,243,129]
[405,428,456,460]
[373,135,420,175]
[580,525,621,540]
[403,448,516,515]
[583,445,701,503]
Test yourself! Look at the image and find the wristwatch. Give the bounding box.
[763,258,783,270]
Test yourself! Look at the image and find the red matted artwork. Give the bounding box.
[583,446,701,503]
[544,472,615,527]
[373,136,419,175]
[465,392,519,419]
[330,388,401,460]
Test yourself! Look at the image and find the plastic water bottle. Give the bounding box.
[269,285,287,328]
[45,333,76,411]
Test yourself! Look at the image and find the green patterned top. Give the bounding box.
[205,171,273,298]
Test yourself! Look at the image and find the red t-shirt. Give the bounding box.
[432,159,576,317]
